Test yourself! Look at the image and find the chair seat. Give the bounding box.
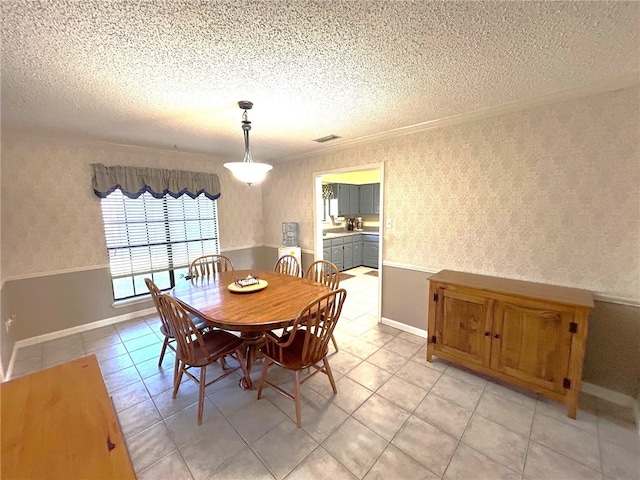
[189,330,244,367]
[261,331,328,371]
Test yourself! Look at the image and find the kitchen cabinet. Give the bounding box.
[362,234,379,268]
[359,184,374,214]
[334,182,380,216]
[353,236,363,266]
[323,234,366,272]
[373,183,380,214]
[349,185,359,214]
[343,236,354,270]
[359,183,380,215]
[336,183,362,215]
[322,239,332,264]
[337,184,350,216]
[426,270,593,419]
[330,237,344,271]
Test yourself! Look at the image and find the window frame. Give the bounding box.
[99,189,220,301]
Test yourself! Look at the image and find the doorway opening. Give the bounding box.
[313,163,384,323]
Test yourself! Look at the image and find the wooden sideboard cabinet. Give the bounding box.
[1,355,135,479]
[426,270,593,418]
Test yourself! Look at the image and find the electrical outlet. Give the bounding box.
[5,314,16,332]
[386,218,393,228]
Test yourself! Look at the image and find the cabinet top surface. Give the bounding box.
[429,270,594,308]
[1,354,136,479]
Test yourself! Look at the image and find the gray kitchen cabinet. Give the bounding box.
[336,183,361,215]
[343,235,354,270]
[359,184,374,214]
[337,184,350,216]
[323,239,332,263]
[357,183,380,215]
[349,185,360,214]
[335,182,381,216]
[353,234,363,266]
[322,233,371,272]
[373,183,380,214]
[330,237,344,270]
[362,234,379,268]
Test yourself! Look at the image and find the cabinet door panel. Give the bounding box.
[349,185,360,214]
[373,183,380,214]
[353,241,362,266]
[363,242,378,268]
[343,243,353,270]
[434,288,492,366]
[359,184,374,214]
[491,301,573,393]
[331,246,344,270]
[338,184,350,215]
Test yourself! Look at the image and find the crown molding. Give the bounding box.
[1,129,234,162]
[276,73,640,163]
[4,74,637,165]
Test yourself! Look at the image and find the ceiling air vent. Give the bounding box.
[313,134,341,143]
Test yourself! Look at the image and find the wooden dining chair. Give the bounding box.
[305,260,340,290]
[145,278,210,367]
[274,254,301,277]
[189,254,234,278]
[257,288,347,427]
[305,260,341,352]
[156,293,249,425]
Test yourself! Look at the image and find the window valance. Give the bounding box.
[91,163,221,200]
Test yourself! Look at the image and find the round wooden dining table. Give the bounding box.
[171,269,331,388]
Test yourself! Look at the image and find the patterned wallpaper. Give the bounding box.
[262,86,640,299]
[2,86,638,299]
[0,138,264,279]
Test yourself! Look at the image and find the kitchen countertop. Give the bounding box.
[323,230,379,239]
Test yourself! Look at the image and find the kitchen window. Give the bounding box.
[99,189,220,301]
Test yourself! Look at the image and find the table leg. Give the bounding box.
[238,332,265,390]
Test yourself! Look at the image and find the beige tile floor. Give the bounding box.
[10,267,640,480]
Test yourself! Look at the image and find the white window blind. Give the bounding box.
[100,189,220,300]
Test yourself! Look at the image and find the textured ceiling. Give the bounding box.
[1,1,639,162]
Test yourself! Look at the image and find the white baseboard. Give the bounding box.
[581,382,637,408]
[380,316,428,339]
[6,307,156,380]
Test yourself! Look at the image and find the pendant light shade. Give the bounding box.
[224,101,273,185]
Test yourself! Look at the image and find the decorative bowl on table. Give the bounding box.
[228,275,268,293]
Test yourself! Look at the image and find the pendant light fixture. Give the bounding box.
[224,101,273,185]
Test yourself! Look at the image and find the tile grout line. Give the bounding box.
[361,360,442,479]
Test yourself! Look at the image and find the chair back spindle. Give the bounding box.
[274,254,301,277]
[263,288,346,365]
[305,260,340,290]
[189,254,234,278]
[157,294,210,364]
